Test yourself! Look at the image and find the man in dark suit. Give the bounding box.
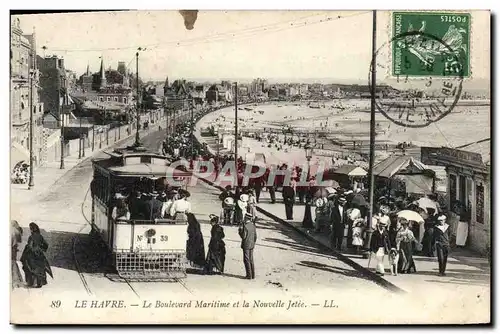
[128,191,146,220]
[264,169,276,204]
[330,196,348,251]
[150,192,164,220]
[282,182,296,220]
[253,175,265,203]
[144,191,163,220]
[238,214,258,279]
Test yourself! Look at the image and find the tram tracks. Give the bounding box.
[72,187,93,295]
[73,186,141,298]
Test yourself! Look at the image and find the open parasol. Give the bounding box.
[414,197,439,214]
[397,210,425,224]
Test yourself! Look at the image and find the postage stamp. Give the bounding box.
[372,29,465,128]
[392,11,471,77]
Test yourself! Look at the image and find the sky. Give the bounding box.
[13,10,490,84]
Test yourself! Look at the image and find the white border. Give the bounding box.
[2,0,496,332]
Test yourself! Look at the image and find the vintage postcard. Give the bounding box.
[10,10,491,324]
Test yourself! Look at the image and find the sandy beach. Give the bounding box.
[196,100,490,167]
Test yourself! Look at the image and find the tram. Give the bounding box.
[90,145,191,280]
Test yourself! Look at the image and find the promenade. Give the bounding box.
[192,104,490,318]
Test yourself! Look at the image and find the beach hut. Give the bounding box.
[373,155,436,197]
[332,164,367,189]
[323,164,367,189]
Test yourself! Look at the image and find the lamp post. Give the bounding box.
[302,142,314,229]
[233,82,240,198]
[105,107,109,145]
[133,48,142,147]
[28,63,34,189]
[59,74,65,170]
[78,115,82,159]
[82,132,86,157]
[364,10,377,258]
[189,95,194,159]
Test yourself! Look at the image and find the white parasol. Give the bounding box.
[414,197,439,214]
[397,210,425,224]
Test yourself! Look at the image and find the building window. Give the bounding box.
[114,97,118,102]
[107,97,110,102]
[21,102,25,110]
[123,98,127,104]
[99,97,104,102]
[476,182,485,224]
[449,173,457,208]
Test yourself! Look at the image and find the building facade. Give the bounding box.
[10,18,44,169]
[38,55,67,120]
[422,146,491,254]
[164,78,190,110]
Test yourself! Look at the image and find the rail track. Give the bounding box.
[73,186,142,298]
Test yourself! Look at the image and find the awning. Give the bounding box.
[333,164,367,177]
[373,155,431,179]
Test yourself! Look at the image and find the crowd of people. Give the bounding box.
[277,185,454,277]
[11,161,30,184]
[156,106,457,278]
[9,102,465,290]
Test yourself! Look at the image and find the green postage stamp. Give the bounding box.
[392,12,471,77]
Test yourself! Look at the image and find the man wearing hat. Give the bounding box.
[235,194,249,225]
[330,196,348,251]
[221,196,235,225]
[238,213,258,279]
[128,190,146,220]
[282,180,296,220]
[219,186,235,207]
[144,190,163,220]
[433,215,450,276]
[370,217,391,276]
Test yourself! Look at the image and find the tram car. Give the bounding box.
[90,145,191,280]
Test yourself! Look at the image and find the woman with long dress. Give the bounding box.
[349,207,365,254]
[186,213,206,268]
[396,218,420,274]
[247,190,257,219]
[421,211,437,257]
[20,222,53,288]
[204,214,226,275]
[11,220,23,289]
